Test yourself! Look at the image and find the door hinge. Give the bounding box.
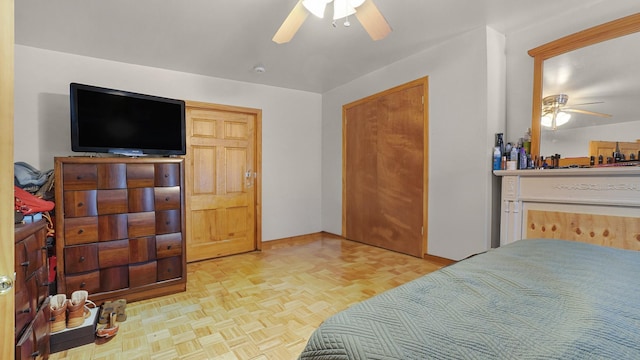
[421,226,424,235]
[421,96,424,105]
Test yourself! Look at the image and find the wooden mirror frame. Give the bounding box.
[527,13,640,165]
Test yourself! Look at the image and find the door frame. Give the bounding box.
[0,0,15,356]
[184,100,263,252]
[341,77,429,256]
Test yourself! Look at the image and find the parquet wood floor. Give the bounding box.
[50,233,444,359]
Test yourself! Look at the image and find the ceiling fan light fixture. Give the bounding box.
[541,111,571,128]
[302,0,330,18]
[333,0,356,20]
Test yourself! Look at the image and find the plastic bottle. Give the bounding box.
[510,146,518,167]
[493,147,502,171]
[523,128,532,155]
[519,147,527,169]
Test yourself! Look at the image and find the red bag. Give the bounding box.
[15,186,54,215]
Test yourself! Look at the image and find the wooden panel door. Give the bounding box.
[185,102,261,262]
[344,78,428,257]
[0,0,14,356]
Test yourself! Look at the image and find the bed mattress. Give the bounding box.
[299,239,640,359]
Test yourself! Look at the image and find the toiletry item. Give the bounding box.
[505,143,512,159]
[598,155,603,165]
[493,147,502,171]
[519,147,527,169]
[506,161,517,170]
[510,146,518,167]
[590,156,595,166]
[501,156,506,170]
[495,133,504,155]
[523,128,531,155]
[614,142,621,162]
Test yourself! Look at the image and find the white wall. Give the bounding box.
[14,45,323,242]
[505,1,640,144]
[321,27,506,260]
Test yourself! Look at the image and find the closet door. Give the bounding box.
[344,78,428,257]
[184,102,261,262]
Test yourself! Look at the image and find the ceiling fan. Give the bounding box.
[541,94,611,130]
[272,0,391,44]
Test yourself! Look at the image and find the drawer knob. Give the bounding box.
[165,197,170,202]
[79,256,85,262]
[164,174,169,178]
[76,175,82,180]
[78,202,84,208]
[20,308,31,314]
[78,229,84,234]
[80,282,86,288]
[167,245,172,250]
[165,221,170,225]
[21,261,30,267]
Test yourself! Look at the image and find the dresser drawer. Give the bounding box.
[156,209,181,234]
[98,213,129,242]
[154,186,181,211]
[64,244,99,274]
[64,190,98,218]
[156,233,182,258]
[15,286,32,342]
[64,216,98,245]
[157,256,182,281]
[32,301,51,360]
[155,163,180,187]
[65,270,100,294]
[62,164,98,190]
[23,233,45,276]
[16,322,36,360]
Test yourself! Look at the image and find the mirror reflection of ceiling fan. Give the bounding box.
[541,94,612,130]
[272,0,391,44]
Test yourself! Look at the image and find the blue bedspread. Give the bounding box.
[299,239,640,359]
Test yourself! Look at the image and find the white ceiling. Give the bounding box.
[16,0,609,93]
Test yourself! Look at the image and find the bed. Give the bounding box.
[299,239,640,359]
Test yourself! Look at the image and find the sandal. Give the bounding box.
[96,312,119,338]
[114,299,127,322]
[98,301,115,325]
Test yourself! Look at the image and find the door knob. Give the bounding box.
[0,275,13,295]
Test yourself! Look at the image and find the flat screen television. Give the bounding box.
[70,82,186,156]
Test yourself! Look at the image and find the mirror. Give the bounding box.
[528,13,640,164]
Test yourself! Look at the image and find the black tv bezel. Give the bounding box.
[70,82,186,156]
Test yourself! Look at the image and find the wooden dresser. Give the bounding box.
[54,157,186,304]
[15,220,50,360]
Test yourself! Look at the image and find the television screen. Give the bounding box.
[70,83,186,156]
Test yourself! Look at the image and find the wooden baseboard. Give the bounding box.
[422,253,456,267]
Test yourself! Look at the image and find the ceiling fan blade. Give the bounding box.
[272,1,309,44]
[564,108,612,118]
[569,101,604,106]
[355,0,391,41]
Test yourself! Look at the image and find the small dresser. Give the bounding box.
[54,157,186,304]
[15,219,50,360]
